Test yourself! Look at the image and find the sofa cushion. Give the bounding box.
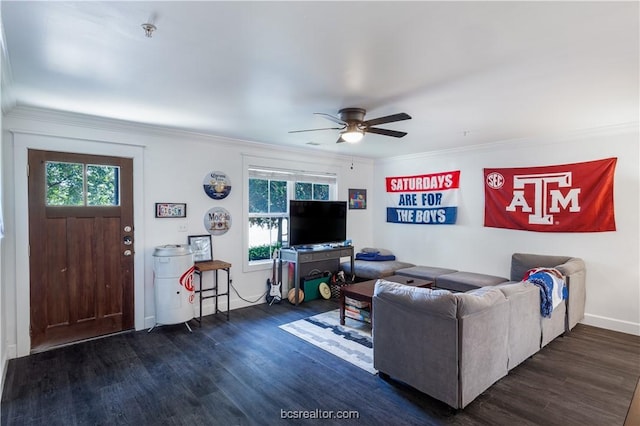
[395,265,458,281]
[374,280,457,319]
[555,258,586,277]
[436,271,509,293]
[496,281,543,370]
[455,286,507,317]
[341,259,415,279]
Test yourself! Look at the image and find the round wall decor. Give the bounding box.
[203,207,232,235]
[202,171,231,200]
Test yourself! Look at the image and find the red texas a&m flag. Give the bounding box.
[484,158,616,232]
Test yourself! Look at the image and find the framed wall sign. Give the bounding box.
[349,189,367,210]
[203,207,232,235]
[203,170,232,200]
[155,202,187,218]
[188,234,213,263]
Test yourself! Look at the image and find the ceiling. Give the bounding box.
[1,1,638,159]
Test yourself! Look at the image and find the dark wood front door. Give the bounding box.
[28,149,134,352]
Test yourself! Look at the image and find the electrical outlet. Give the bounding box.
[178,224,188,232]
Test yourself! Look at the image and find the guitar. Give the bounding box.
[266,249,282,305]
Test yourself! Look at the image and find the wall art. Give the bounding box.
[386,170,460,225]
[188,234,213,262]
[203,207,232,235]
[484,158,616,232]
[203,171,231,200]
[155,202,187,218]
[348,189,367,209]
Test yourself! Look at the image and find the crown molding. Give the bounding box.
[5,105,374,165]
[377,122,640,165]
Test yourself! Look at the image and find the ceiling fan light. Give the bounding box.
[342,130,364,143]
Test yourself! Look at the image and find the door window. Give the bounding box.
[45,161,120,207]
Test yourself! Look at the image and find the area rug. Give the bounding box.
[279,309,375,374]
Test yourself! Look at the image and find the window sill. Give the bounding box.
[245,259,273,273]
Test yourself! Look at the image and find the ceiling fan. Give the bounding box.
[289,108,411,143]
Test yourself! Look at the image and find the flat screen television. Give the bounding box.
[288,200,347,248]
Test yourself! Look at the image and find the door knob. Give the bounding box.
[124,250,132,256]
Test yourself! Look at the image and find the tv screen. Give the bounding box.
[288,200,347,247]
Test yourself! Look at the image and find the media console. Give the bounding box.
[279,245,354,305]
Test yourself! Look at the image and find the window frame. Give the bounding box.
[45,160,121,208]
[243,155,340,272]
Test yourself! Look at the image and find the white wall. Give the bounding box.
[1,107,374,357]
[373,124,640,335]
[2,107,636,363]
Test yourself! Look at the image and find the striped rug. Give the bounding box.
[279,309,375,374]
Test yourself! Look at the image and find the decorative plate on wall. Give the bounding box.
[203,207,232,235]
[202,171,231,200]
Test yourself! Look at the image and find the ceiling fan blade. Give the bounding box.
[314,112,346,125]
[288,127,343,134]
[363,112,411,127]
[366,127,408,138]
[336,135,347,143]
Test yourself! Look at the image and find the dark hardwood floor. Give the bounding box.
[2,299,639,426]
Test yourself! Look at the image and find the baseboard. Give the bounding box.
[143,316,156,330]
[1,352,6,400]
[197,294,264,317]
[7,344,17,360]
[0,343,16,400]
[582,314,640,336]
[143,294,266,329]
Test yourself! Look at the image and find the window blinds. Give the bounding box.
[248,167,337,185]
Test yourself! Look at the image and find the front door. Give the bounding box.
[28,149,134,352]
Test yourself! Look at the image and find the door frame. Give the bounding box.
[12,131,146,357]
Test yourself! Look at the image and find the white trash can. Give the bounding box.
[152,245,195,329]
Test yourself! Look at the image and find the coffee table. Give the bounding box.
[339,275,433,325]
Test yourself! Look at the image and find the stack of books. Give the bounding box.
[344,297,371,323]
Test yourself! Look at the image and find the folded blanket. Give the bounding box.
[355,252,397,261]
[523,267,567,318]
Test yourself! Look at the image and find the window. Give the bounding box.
[248,167,336,263]
[295,182,330,200]
[46,161,120,207]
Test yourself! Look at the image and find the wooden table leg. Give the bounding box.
[340,287,346,325]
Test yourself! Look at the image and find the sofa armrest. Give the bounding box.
[555,257,585,276]
[555,258,586,330]
[510,253,586,331]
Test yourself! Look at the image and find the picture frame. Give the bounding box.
[348,189,367,210]
[188,234,213,263]
[155,202,187,218]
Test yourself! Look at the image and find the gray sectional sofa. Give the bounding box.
[372,253,586,409]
